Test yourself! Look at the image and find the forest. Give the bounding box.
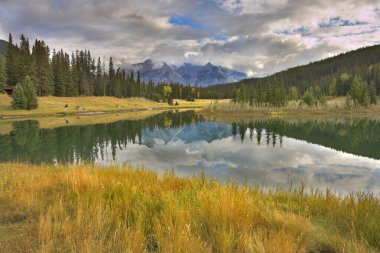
[203,44,380,107]
[0,34,204,107]
[1,33,380,109]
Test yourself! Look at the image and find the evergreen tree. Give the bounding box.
[11,83,26,109]
[349,76,364,107]
[302,89,315,106]
[17,34,31,83]
[6,33,18,85]
[108,57,115,96]
[23,75,38,110]
[137,71,141,97]
[11,75,38,110]
[32,40,53,96]
[0,57,6,90]
[369,82,377,105]
[95,57,103,96]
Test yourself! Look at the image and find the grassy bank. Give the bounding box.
[0,109,171,135]
[1,164,379,252]
[0,94,225,118]
[204,97,380,116]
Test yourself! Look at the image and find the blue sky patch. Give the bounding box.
[213,34,228,41]
[319,16,367,28]
[275,26,308,36]
[169,16,202,29]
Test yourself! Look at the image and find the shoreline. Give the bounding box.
[0,105,203,119]
[202,106,380,117]
[0,94,224,119]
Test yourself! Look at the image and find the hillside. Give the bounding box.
[204,44,380,98]
[0,39,7,62]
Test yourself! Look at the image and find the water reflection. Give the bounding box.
[1,111,380,194]
[0,111,204,164]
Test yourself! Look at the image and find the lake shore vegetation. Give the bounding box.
[1,163,379,253]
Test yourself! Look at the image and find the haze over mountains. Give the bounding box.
[130,59,247,87]
[0,38,246,87]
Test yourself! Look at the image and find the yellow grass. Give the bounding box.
[0,109,170,135]
[0,163,379,252]
[0,94,225,118]
[204,97,380,116]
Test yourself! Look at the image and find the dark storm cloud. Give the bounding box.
[0,0,379,75]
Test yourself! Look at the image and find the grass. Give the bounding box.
[0,109,172,135]
[0,163,379,252]
[204,97,380,116]
[0,94,226,118]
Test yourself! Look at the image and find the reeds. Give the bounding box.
[0,163,379,252]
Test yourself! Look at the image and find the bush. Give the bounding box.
[150,93,164,103]
[11,84,27,109]
[11,75,38,110]
[301,90,315,106]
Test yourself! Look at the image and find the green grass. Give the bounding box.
[0,94,226,118]
[0,163,379,252]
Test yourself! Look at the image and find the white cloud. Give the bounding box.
[0,0,379,75]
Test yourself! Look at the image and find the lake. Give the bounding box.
[1,110,380,194]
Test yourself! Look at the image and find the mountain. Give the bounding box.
[132,59,185,84]
[204,44,380,97]
[176,63,247,87]
[131,59,247,87]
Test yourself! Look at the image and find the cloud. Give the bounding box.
[0,0,379,76]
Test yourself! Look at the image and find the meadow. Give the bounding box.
[205,97,380,116]
[0,163,379,252]
[0,94,226,118]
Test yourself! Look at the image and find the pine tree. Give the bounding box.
[6,33,18,85]
[17,34,31,83]
[23,75,38,110]
[137,71,141,97]
[349,76,364,107]
[108,57,115,96]
[11,83,26,109]
[32,40,54,96]
[369,82,377,105]
[11,75,38,110]
[0,57,6,90]
[95,57,103,96]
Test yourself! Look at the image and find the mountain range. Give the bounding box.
[130,59,247,87]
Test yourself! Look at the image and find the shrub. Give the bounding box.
[11,75,38,110]
[301,90,315,106]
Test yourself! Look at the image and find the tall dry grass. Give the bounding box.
[0,163,379,252]
[205,97,380,116]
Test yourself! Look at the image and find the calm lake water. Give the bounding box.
[1,110,380,194]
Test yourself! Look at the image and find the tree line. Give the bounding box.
[0,33,205,109]
[204,44,380,107]
[0,111,203,164]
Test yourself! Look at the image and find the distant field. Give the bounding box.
[0,94,227,118]
[0,163,379,252]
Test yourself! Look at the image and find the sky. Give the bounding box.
[0,0,380,77]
